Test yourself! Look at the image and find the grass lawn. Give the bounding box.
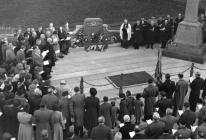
[0,0,185,29]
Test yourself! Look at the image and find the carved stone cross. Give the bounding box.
[184,0,200,22]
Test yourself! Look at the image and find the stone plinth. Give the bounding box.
[163,0,206,64]
[163,21,206,64]
[175,21,202,46]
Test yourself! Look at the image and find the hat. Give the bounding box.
[153,112,160,120]
[29,84,36,91]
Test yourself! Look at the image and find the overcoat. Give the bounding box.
[69,93,85,127]
[142,84,159,116]
[84,96,100,131]
[100,102,112,128]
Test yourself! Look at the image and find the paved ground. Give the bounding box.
[52,43,206,140]
[51,43,206,101]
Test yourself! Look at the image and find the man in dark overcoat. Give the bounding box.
[160,73,175,99]
[142,78,159,120]
[173,73,188,116]
[119,93,128,122]
[58,26,68,54]
[146,20,157,49]
[100,96,112,128]
[159,19,171,48]
[132,20,143,49]
[70,87,85,137]
[41,38,55,80]
[189,72,204,112]
[140,18,149,45]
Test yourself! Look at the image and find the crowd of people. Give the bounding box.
[0,22,71,81]
[0,22,73,140]
[0,13,206,140]
[1,70,206,140]
[120,13,206,49]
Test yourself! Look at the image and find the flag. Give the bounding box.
[190,63,194,77]
[154,48,162,83]
[80,76,84,94]
[119,73,124,97]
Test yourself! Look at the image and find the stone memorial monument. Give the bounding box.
[163,0,206,63]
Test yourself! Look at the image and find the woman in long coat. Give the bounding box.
[51,104,65,140]
[100,96,112,128]
[17,103,33,140]
[84,88,100,137]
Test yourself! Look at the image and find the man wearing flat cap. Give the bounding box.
[189,72,204,112]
